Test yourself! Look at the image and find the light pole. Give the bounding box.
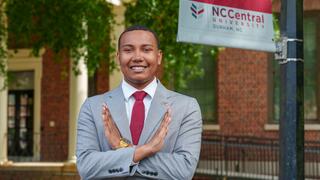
[278,0,304,179]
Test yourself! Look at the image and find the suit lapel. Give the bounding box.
[104,86,132,141]
[138,83,170,145]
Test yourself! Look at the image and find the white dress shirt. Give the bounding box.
[121,78,158,124]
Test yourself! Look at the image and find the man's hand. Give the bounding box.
[145,109,171,155]
[133,109,171,162]
[102,104,123,149]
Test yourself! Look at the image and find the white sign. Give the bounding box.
[177,0,276,52]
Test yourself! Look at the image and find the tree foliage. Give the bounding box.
[0,0,7,88]
[125,0,214,90]
[0,0,220,90]
[3,0,115,77]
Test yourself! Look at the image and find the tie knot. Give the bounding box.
[133,91,147,101]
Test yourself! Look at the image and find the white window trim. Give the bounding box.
[0,162,77,173]
[264,123,320,131]
[0,74,8,163]
[203,124,220,131]
[4,49,43,161]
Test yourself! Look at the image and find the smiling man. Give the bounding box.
[76,25,202,180]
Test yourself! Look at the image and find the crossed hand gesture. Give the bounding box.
[102,103,171,155]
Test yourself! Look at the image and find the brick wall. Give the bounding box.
[206,48,320,141]
[216,48,277,138]
[41,49,70,161]
[96,61,110,94]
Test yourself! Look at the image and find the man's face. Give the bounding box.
[117,30,162,89]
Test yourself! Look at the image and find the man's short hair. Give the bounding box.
[118,25,160,49]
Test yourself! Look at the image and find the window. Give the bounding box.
[272,15,320,123]
[7,71,35,161]
[177,46,217,124]
[0,50,42,162]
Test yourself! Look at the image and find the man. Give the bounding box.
[76,25,202,179]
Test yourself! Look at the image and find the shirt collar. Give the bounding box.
[122,77,158,101]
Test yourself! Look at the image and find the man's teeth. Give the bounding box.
[131,66,145,71]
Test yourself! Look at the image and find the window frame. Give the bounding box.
[0,49,43,162]
[266,12,320,130]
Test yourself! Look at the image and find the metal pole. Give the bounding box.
[279,0,304,179]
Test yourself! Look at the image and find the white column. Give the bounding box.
[0,1,8,165]
[68,58,88,163]
[0,76,8,164]
[109,5,126,89]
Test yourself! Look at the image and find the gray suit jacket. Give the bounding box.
[76,82,202,180]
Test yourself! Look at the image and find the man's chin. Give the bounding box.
[125,78,154,89]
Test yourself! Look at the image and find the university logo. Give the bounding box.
[190,3,204,19]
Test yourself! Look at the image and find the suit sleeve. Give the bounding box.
[76,99,136,179]
[135,98,203,180]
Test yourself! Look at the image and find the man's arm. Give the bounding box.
[76,99,135,179]
[132,109,171,163]
[134,98,202,180]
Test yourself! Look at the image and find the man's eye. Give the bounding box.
[143,48,152,52]
[123,49,132,52]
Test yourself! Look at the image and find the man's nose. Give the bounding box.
[132,50,143,61]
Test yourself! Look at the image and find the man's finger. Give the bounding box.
[102,105,109,123]
[102,108,109,129]
[103,105,113,120]
[102,105,106,115]
[168,107,172,117]
[159,119,169,136]
[163,116,170,128]
[156,114,169,137]
[167,116,171,125]
[103,107,121,137]
[160,112,169,129]
[112,120,121,134]
[158,128,167,139]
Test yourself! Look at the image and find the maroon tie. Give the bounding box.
[130,91,147,145]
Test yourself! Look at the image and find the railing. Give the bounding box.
[196,134,320,179]
[7,132,41,162]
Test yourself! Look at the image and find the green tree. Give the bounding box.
[0,0,7,88]
[0,0,219,90]
[1,0,115,81]
[125,0,217,90]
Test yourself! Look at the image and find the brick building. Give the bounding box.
[198,0,320,140]
[0,0,319,179]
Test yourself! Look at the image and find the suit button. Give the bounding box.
[154,172,158,176]
[108,169,112,173]
[119,167,123,172]
[150,172,155,176]
[146,171,150,175]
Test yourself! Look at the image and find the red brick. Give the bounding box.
[41,48,70,161]
[209,47,320,141]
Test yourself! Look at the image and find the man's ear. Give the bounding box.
[157,50,163,65]
[116,51,120,64]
